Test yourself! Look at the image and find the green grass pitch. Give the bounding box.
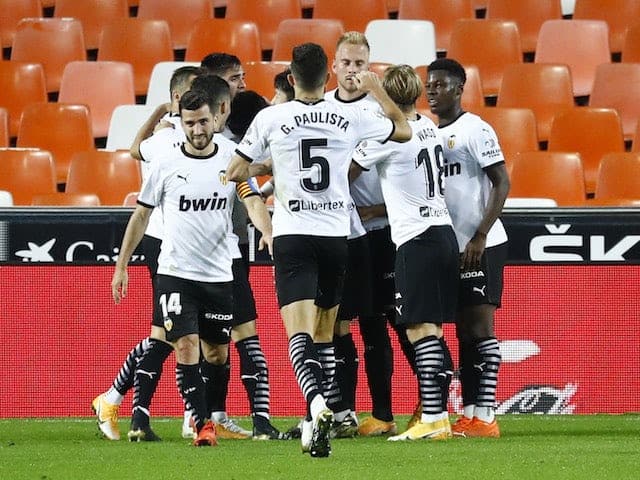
[1,415,638,480]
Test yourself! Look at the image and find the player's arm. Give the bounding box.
[112,205,152,304]
[130,103,171,160]
[355,71,411,143]
[248,157,272,177]
[243,194,273,257]
[461,162,511,270]
[227,153,251,183]
[358,204,387,222]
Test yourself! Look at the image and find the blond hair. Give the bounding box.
[383,64,423,107]
[336,31,370,51]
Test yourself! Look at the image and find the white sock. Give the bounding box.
[211,411,227,423]
[104,387,123,405]
[439,411,449,422]
[463,404,475,419]
[420,413,442,424]
[333,409,350,423]
[309,394,328,421]
[474,407,495,423]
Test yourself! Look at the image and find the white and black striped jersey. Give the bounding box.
[325,89,389,233]
[352,114,452,248]
[236,98,394,238]
[437,112,508,251]
[137,141,239,283]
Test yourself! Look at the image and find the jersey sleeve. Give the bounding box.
[352,139,391,171]
[139,126,178,162]
[352,107,395,145]
[468,120,505,169]
[137,158,165,208]
[235,110,269,164]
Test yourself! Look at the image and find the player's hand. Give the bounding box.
[461,232,486,271]
[354,71,381,93]
[259,233,273,258]
[111,267,129,304]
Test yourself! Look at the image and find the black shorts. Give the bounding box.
[142,235,163,327]
[458,242,508,308]
[367,226,396,314]
[232,256,257,326]
[394,225,459,326]
[273,234,348,309]
[338,235,374,321]
[154,274,233,344]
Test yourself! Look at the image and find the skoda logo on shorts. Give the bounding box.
[289,199,301,212]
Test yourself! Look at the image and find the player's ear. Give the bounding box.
[287,73,295,87]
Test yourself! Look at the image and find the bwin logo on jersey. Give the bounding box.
[179,193,228,211]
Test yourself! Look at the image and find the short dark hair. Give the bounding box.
[290,43,327,90]
[169,66,203,95]
[274,68,294,101]
[427,58,467,85]
[190,74,231,105]
[227,90,269,137]
[200,52,242,76]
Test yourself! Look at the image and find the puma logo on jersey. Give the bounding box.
[177,174,189,183]
[473,286,487,296]
[179,193,228,211]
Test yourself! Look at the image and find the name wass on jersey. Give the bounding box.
[137,141,237,283]
[353,114,452,248]
[235,99,394,238]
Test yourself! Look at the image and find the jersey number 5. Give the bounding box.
[299,138,329,192]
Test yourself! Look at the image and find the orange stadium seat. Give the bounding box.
[16,103,95,183]
[485,0,562,55]
[0,148,56,205]
[368,62,391,77]
[0,108,9,147]
[497,63,574,143]
[589,63,640,142]
[509,151,587,207]
[54,0,129,51]
[313,0,388,33]
[447,19,522,98]
[548,107,625,195]
[58,61,136,139]
[32,192,101,206]
[0,0,42,50]
[185,19,261,62]
[10,17,86,94]
[243,61,290,100]
[97,18,174,96]
[0,61,47,138]
[473,107,539,174]
[634,120,640,152]
[65,150,141,206]
[272,19,344,62]
[398,0,474,54]
[122,191,139,206]
[622,22,640,63]
[137,0,213,51]
[535,19,610,97]
[573,0,640,55]
[594,152,640,202]
[225,0,302,53]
